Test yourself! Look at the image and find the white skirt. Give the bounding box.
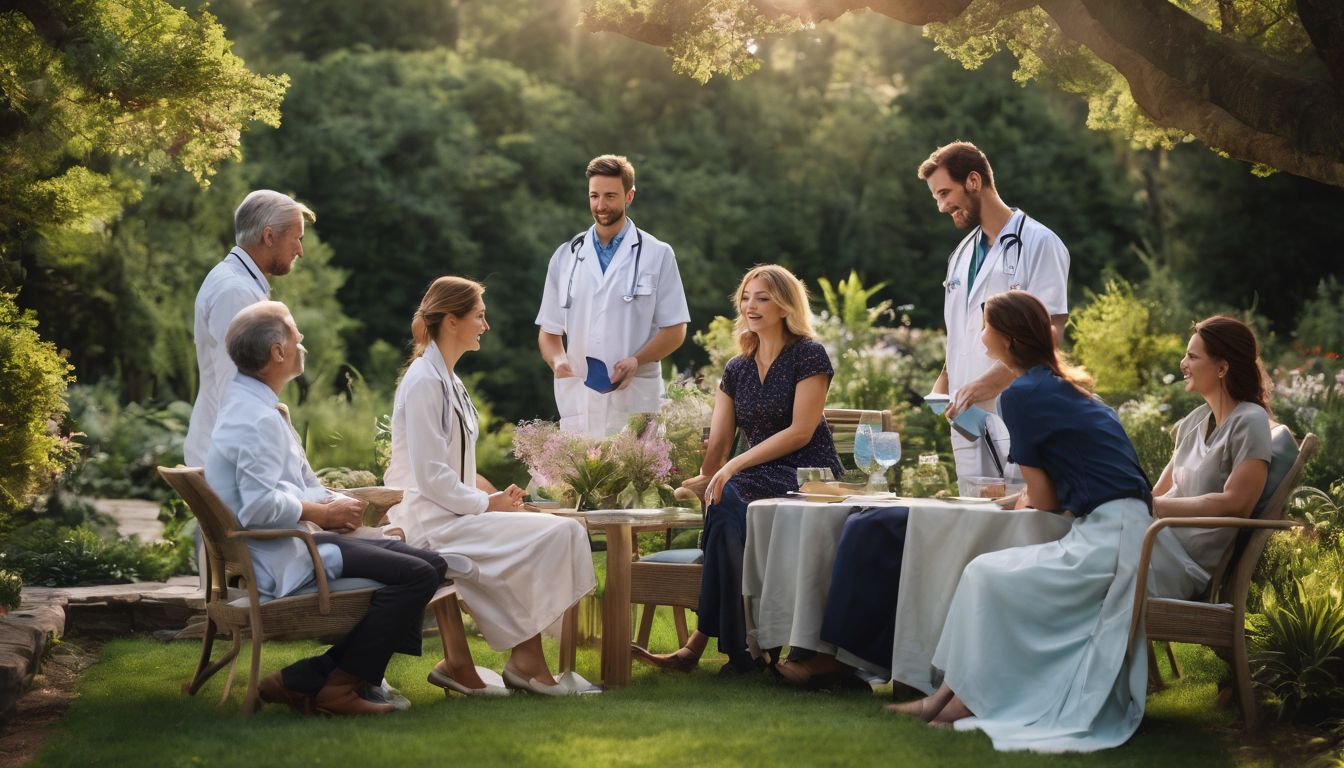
[416,512,596,650]
[931,497,1205,753]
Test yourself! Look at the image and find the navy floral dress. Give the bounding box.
[698,338,842,670]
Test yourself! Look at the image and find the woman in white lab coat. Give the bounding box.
[386,276,597,696]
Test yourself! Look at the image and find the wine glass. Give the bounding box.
[872,432,902,493]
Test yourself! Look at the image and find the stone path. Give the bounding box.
[88,498,164,541]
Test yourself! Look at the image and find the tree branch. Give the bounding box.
[1042,0,1344,186]
[1298,0,1344,96]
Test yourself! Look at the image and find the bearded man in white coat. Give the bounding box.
[919,141,1070,482]
[536,155,690,437]
[185,190,315,467]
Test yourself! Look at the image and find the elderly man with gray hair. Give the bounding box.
[185,190,316,467]
[206,301,452,716]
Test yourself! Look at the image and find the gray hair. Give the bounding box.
[233,190,316,248]
[225,301,293,377]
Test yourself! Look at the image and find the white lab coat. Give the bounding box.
[385,343,596,650]
[535,219,690,437]
[942,210,1069,479]
[204,374,342,599]
[185,247,270,466]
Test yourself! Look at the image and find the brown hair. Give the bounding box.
[586,154,636,192]
[1193,315,1271,412]
[731,264,816,359]
[984,290,1093,397]
[917,141,995,190]
[411,276,484,358]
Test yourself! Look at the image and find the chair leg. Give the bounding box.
[214,633,243,706]
[240,634,263,716]
[672,608,689,647]
[1233,631,1258,730]
[1165,641,1181,679]
[636,604,655,648]
[432,594,474,675]
[183,616,220,695]
[1146,643,1166,691]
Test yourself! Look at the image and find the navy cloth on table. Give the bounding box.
[698,338,843,667]
[1000,365,1151,516]
[819,505,911,671]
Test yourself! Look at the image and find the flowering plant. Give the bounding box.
[513,420,676,510]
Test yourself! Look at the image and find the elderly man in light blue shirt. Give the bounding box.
[206,300,450,717]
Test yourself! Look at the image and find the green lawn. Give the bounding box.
[28,604,1283,768]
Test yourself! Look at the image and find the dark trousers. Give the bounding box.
[819,506,910,671]
[281,536,446,695]
[696,482,753,669]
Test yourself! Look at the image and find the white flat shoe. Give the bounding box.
[427,666,511,697]
[502,667,602,696]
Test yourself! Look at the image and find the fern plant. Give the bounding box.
[1251,579,1344,722]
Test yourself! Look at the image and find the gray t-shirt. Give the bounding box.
[1162,401,1272,573]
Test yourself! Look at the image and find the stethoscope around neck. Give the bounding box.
[560,225,644,308]
[944,212,1026,294]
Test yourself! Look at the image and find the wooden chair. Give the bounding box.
[630,407,893,650]
[1126,431,1318,729]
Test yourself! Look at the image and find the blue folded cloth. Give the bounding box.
[584,356,618,394]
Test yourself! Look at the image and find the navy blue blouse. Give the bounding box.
[720,338,843,502]
[1000,365,1151,516]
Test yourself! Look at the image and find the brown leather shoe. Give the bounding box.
[630,644,699,673]
[314,669,394,716]
[258,672,312,714]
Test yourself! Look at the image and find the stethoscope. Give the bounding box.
[944,212,1027,294]
[561,225,645,308]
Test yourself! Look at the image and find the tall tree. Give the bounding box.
[582,0,1344,188]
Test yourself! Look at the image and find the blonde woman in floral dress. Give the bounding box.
[386,276,596,696]
[632,264,842,675]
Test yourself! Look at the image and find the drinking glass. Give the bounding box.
[870,431,902,492]
[853,424,877,477]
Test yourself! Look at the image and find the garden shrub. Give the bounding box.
[1296,276,1344,357]
[1,522,189,586]
[64,383,188,501]
[1250,578,1344,723]
[1071,279,1185,403]
[1274,365,1344,491]
[0,293,77,528]
[0,569,22,610]
[1117,394,1176,482]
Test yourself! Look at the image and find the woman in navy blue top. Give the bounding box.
[891,290,1176,753]
[633,264,841,674]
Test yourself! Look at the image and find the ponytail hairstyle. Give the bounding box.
[1193,315,1272,413]
[983,290,1094,398]
[731,264,817,359]
[410,276,485,358]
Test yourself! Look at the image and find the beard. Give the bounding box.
[592,207,625,227]
[951,198,982,230]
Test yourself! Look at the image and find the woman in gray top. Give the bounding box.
[1152,315,1273,579]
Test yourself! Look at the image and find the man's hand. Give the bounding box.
[610,356,639,389]
[313,497,364,532]
[552,355,575,379]
[486,484,526,511]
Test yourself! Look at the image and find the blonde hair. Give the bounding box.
[732,264,816,359]
[411,276,484,358]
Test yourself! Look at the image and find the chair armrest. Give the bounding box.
[228,528,336,614]
[341,486,404,527]
[1126,516,1304,652]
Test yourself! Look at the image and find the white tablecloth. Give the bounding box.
[742,497,1073,690]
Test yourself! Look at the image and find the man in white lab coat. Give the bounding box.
[184,190,315,467]
[919,141,1070,481]
[206,301,449,716]
[536,155,690,437]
